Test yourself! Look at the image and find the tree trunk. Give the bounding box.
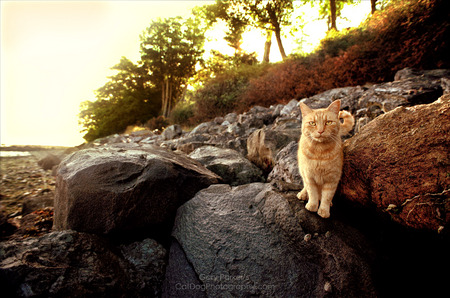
[274,26,287,60]
[330,0,337,31]
[161,78,170,118]
[167,79,172,117]
[161,80,166,118]
[371,0,377,14]
[263,30,272,63]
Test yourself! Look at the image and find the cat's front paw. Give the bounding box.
[297,189,308,201]
[305,202,319,212]
[318,206,330,218]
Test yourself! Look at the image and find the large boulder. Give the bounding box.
[53,144,220,236]
[165,183,376,297]
[340,94,450,231]
[188,146,264,186]
[0,230,167,297]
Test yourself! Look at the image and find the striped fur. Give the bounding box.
[297,100,355,218]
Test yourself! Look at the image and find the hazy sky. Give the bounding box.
[1,0,370,147]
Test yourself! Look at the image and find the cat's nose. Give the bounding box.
[318,130,324,134]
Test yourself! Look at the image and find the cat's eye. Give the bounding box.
[325,121,334,125]
[309,121,316,126]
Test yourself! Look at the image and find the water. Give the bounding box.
[0,151,31,157]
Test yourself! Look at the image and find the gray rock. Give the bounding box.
[357,76,444,113]
[0,230,167,297]
[299,87,360,110]
[162,239,206,298]
[189,146,264,186]
[271,104,284,118]
[247,126,300,173]
[268,141,302,189]
[394,67,450,81]
[280,98,299,117]
[161,124,183,140]
[165,183,376,297]
[37,153,62,171]
[54,144,220,236]
[224,112,238,124]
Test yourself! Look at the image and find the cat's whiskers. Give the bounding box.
[297,99,355,219]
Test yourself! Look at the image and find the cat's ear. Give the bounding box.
[299,102,313,117]
[327,100,341,114]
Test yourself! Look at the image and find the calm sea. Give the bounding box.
[0,151,31,157]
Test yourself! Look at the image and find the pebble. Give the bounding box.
[304,234,312,242]
[324,281,332,293]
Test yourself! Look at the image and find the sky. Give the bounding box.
[1,0,371,147]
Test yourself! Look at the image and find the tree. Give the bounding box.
[79,57,161,141]
[199,1,248,53]
[371,0,377,14]
[140,17,205,118]
[228,0,295,61]
[312,0,359,31]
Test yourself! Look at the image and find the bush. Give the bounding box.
[170,101,195,127]
[242,0,449,108]
[145,116,169,133]
[191,63,270,123]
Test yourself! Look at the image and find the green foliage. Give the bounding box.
[140,17,206,117]
[145,116,170,132]
[191,63,270,123]
[169,101,195,127]
[79,57,161,142]
[311,0,359,31]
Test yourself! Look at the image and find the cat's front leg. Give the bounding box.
[304,181,320,212]
[317,183,338,218]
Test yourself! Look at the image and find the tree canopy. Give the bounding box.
[79,57,161,142]
[140,17,205,118]
[78,0,449,142]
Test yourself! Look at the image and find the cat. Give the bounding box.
[297,99,354,218]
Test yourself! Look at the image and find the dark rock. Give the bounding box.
[53,144,220,237]
[268,141,302,189]
[0,230,167,297]
[166,183,376,297]
[340,94,450,231]
[22,195,54,216]
[394,67,450,81]
[189,146,264,186]
[37,153,62,171]
[247,125,300,173]
[16,207,54,237]
[357,76,444,113]
[0,205,16,239]
[162,239,206,298]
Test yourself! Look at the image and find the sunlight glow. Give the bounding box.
[1,1,371,147]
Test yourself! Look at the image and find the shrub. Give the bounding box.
[145,116,169,133]
[191,63,270,123]
[242,0,449,109]
[170,101,195,127]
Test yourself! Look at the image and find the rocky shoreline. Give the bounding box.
[1,68,449,297]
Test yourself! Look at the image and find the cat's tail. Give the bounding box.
[339,110,355,136]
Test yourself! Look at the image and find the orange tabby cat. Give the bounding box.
[297,99,354,218]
